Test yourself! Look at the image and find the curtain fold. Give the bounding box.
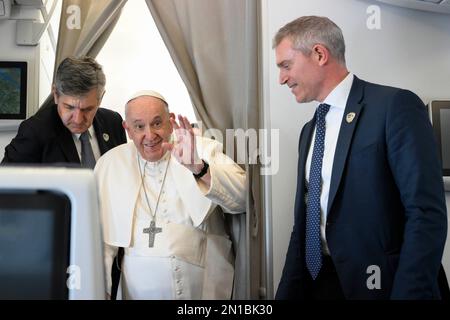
[146,0,263,299]
[40,0,127,110]
[55,0,127,65]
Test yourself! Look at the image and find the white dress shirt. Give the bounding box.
[305,73,354,255]
[72,126,101,161]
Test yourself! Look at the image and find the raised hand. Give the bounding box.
[162,114,204,174]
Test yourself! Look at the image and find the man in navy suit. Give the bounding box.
[2,56,126,165]
[274,16,448,299]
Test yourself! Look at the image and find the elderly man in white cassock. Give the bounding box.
[94,90,246,300]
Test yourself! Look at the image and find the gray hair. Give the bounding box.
[273,16,346,66]
[54,56,106,99]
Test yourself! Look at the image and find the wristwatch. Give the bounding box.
[193,160,209,179]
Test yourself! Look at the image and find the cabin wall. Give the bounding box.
[0,19,39,154]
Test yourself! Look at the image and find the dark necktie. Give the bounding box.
[305,103,330,280]
[80,131,96,169]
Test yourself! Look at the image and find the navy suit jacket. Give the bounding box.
[1,104,127,165]
[276,76,448,299]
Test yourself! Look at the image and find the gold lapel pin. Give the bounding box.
[103,133,110,142]
[346,112,356,123]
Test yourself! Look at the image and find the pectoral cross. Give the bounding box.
[143,220,162,248]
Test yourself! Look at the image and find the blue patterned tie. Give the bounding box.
[305,103,330,280]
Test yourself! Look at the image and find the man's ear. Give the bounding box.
[52,85,58,104]
[99,90,106,104]
[122,121,131,138]
[312,44,329,66]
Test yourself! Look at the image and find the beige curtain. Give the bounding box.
[41,0,127,108]
[146,0,263,299]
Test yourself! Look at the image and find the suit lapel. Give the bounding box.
[327,77,365,214]
[294,117,315,229]
[57,130,80,162]
[93,113,110,155]
[298,119,315,188]
[53,107,80,163]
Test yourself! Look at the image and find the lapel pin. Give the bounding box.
[103,133,110,142]
[346,112,356,124]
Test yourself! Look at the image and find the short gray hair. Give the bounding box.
[273,16,346,66]
[54,56,106,99]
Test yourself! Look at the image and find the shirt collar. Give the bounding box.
[74,126,95,140]
[321,73,354,111]
[137,150,171,176]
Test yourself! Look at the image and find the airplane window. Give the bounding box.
[96,0,196,126]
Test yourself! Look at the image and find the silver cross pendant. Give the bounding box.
[143,220,162,247]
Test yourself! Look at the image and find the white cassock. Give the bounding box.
[94,136,246,299]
